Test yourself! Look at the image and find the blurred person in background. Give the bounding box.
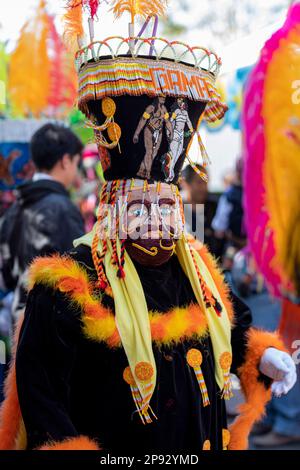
[181,164,223,258]
[212,158,246,270]
[231,247,265,299]
[0,191,16,218]
[221,168,236,191]
[0,123,85,322]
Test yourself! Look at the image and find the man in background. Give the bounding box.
[212,158,246,270]
[0,123,85,320]
[182,164,222,258]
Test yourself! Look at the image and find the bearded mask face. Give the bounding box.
[120,183,184,266]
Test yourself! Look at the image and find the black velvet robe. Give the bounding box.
[15,244,252,452]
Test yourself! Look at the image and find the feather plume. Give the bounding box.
[63,0,85,50]
[243,3,300,298]
[8,0,77,118]
[8,1,51,116]
[48,15,77,114]
[111,0,168,23]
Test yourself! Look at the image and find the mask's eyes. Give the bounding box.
[133,208,145,217]
[128,204,148,218]
[159,205,174,217]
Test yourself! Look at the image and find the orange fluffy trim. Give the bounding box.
[229,328,286,450]
[29,255,234,348]
[37,436,100,450]
[188,237,234,323]
[0,315,24,450]
[28,254,91,292]
[149,304,209,347]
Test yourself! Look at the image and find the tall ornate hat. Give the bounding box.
[65,0,227,184]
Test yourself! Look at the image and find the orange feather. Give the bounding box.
[63,0,85,51]
[111,0,168,23]
[8,0,51,117]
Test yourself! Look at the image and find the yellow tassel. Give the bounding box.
[203,440,211,450]
[185,154,208,182]
[123,365,157,425]
[222,429,231,450]
[186,348,210,407]
[197,131,211,167]
[219,352,233,400]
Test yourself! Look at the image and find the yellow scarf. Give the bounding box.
[74,229,232,409]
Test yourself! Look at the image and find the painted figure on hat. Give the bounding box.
[134,96,173,179]
[162,97,194,182]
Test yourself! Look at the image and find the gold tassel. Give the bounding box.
[185,154,208,182]
[203,440,211,450]
[197,131,211,167]
[219,352,233,400]
[222,429,231,450]
[186,348,210,407]
[123,365,157,425]
[86,97,122,151]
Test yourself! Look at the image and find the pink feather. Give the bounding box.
[243,3,300,297]
[87,0,100,18]
[48,14,77,113]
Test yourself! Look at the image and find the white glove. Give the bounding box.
[259,347,297,397]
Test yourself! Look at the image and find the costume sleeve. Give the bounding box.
[211,194,232,232]
[15,284,97,450]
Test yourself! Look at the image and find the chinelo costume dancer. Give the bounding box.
[0,0,296,452]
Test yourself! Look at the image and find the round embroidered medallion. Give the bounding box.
[123,366,135,385]
[186,348,203,368]
[135,362,154,381]
[102,97,116,118]
[219,352,232,370]
[107,122,121,142]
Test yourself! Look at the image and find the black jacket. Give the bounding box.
[16,245,253,452]
[0,179,85,310]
